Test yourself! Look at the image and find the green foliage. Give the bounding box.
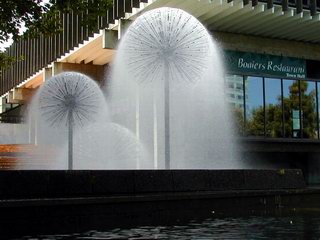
[0,51,24,71]
[242,81,317,138]
[246,107,264,136]
[300,81,317,138]
[265,103,282,137]
[0,0,113,69]
[26,0,113,38]
[0,0,113,43]
[0,0,48,43]
[232,107,245,136]
[0,52,16,70]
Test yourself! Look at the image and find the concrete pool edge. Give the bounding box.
[0,169,314,237]
[0,187,319,208]
[0,169,306,199]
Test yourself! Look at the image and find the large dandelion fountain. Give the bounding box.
[108,7,240,169]
[121,8,210,169]
[124,8,210,86]
[38,72,105,169]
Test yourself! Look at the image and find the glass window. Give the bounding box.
[227,74,320,140]
[265,78,282,138]
[225,75,245,135]
[301,81,317,139]
[245,76,264,136]
[283,80,300,138]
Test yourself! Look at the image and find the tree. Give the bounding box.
[0,0,113,69]
[265,103,282,137]
[246,103,282,137]
[232,106,245,136]
[0,53,19,70]
[299,81,317,138]
[244,81,317,138]
[281,81,316,138]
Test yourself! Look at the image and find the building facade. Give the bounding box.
[1,0,320,181]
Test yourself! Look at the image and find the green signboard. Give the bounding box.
[224,50,306,78]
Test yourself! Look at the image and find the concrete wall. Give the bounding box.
[240,139,320,184]
[0,170,305,199]
[52,62,106,83]
[214,31,320,61]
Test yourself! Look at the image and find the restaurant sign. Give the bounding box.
[224,50,306,78]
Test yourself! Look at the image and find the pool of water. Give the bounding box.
[21,210,320,239]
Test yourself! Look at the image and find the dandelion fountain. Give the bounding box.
[37,72,105,169]
[123,8,210,169]
[32,71,146,170]
[24,8,240,171]
[107,7,240,169]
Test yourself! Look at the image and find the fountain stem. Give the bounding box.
[164,60,170,169]
[68,112,73,170]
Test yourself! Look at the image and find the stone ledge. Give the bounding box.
[0,169,306,199]
[0,187,318,208]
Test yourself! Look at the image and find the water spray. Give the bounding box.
[38,72,103,169]
[123,7,210,169]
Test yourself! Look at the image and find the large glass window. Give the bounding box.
[225,74,320,140]
[226,75,245,135]
[282,80,300,138]
[245,76,264,136]
[301,81,317,139]
[265,78,282,137]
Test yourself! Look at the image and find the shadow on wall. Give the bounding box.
[242,151,320,184]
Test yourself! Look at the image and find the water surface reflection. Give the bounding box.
[23,213,320,239]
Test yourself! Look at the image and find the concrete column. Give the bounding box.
[0,97,6,114]
[43,67,53,81]
[118,19,132,40]
[12,88,35,103]
[103,29,118,49]
[7,91,23,104]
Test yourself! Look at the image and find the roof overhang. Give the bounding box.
[138,0,320,44]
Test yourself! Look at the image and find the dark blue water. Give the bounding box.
[20,211,320,240]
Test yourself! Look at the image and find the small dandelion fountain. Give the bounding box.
[122,7,211,169]
[38,72,104,169]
